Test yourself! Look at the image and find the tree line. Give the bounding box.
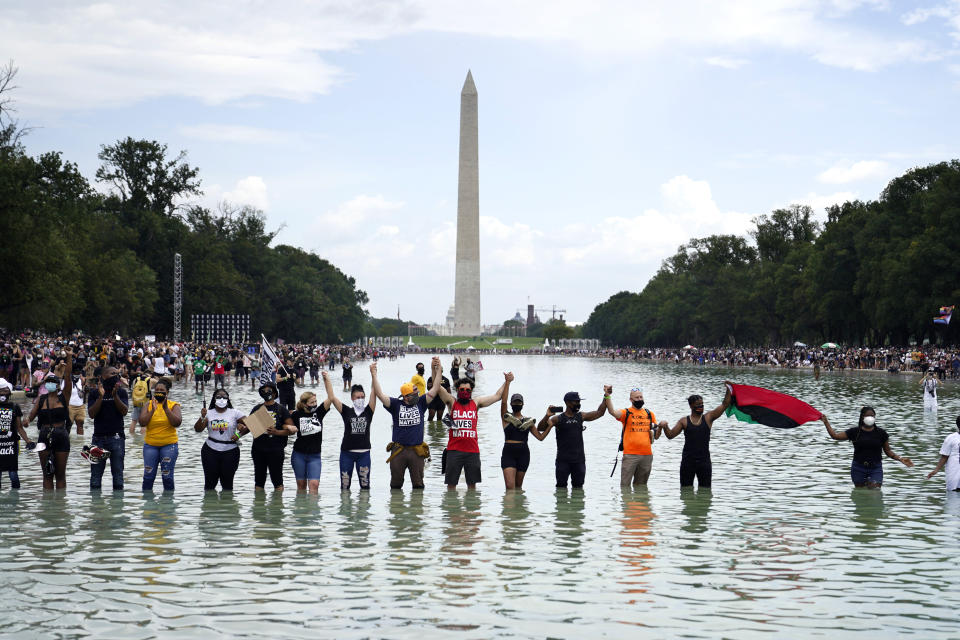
[582,162,960,347]
[0,66,367,342]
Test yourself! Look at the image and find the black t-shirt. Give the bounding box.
[277,376,296,399]
[0,402,23,471]
[342,363,353,379]
[292,406,328,455]
[555,411,585,463]
[87,387,129,437]
[844,426,889,464]
[338,404,373,451]
[250,402,292,452]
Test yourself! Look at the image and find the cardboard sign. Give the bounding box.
[244,405,274,438]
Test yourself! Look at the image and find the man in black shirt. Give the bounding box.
[87,366,129,491]
[537,390,607,488]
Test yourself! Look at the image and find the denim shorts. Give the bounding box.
[291,450,322,480]
[851,460,883,485]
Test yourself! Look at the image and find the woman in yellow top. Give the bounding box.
[138,378,182,492]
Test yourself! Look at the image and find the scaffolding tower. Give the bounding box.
[173,253,182,342]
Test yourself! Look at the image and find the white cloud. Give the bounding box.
[309,194,405,236]
[222,176,269,210]
[1,0,949,109]
[705,56,749,69]
[787,191,859,214]
[818,160,892,183]
[178,124,294,144]
[304,177,760,324]
[902,5,955,26]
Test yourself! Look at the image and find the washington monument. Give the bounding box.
[454,70,481,336]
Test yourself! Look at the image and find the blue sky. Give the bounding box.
[6,1,960,325]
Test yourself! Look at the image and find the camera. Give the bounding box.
[548,405,563,414]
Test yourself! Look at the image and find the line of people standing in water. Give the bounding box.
[1,350,958,494]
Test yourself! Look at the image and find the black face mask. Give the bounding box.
[259,389,274,400]
[104,375,119,389]
[510,403,523,412]
[632,400,644,409]
[417,368,425,375]
[569,403,581,413]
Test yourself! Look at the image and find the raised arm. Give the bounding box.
[62,348,74,401]
[537,410,559,437]
[602,384,620,422]
[581,393,607,422]
[705,383,732,424]
[319,371,334,410]
[499,374,512,425]
[370,363,390,407]
[425,357,442,403]
[822,414,847,440]
[476,372,512,409]
[367,368,378,413]
[323,370,342,412]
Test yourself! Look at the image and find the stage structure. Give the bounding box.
[190,314,251,344]
[173,253,183,342]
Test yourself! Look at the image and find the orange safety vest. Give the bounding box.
[620,407,657,456]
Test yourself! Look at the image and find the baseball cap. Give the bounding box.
[563,391,580,402]
[510,393,524,403]
[400,383,416,396]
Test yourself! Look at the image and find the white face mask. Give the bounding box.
[353,398,366,413]
[862,416,876,427]
[215,398,228,408]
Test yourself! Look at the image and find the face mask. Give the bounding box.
[0,394,8,403]
[307,404,318,413]
[862,416,876,427]
[45,382,58,392]
[457,389,472,402]
[569,403,581,413]
[511,403,523,412]
[632,400,644,409]
[417,368,424,375]
[154,392,167,402]
[215,398,228,408]
[353,398,366,412]
[259,389,273,400]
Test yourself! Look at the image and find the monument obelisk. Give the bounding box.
[454,70,481,336]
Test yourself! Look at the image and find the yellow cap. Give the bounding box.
[400,383,416,395]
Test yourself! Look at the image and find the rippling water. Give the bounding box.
[2,356,959,638]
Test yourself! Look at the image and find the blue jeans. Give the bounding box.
[339,451,370,490]
[291,450,323,480]
[90,434,125,490]
[851,460,883,486]
[143,443,179,492]
[1,471,19,489]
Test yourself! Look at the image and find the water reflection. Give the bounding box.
[553,488,586,562]
[680,487,712,534]
[849,488,886,541]
[618,488,656,597]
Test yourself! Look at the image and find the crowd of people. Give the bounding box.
[580,344,960,378]
[0,332,958,496]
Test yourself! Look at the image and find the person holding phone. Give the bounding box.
[537,390,606,489]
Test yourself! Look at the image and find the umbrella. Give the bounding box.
[683,345,695,350]
[793,341,807,347]
[821,342,839,349]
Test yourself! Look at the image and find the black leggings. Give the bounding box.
[201,443,240,490]
[252,448,285,488]
[680,456,712,488]
[555,459,586,488]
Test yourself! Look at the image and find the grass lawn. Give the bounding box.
[409,336,545,351]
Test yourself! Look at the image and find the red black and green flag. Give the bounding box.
[725,383,821,429]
